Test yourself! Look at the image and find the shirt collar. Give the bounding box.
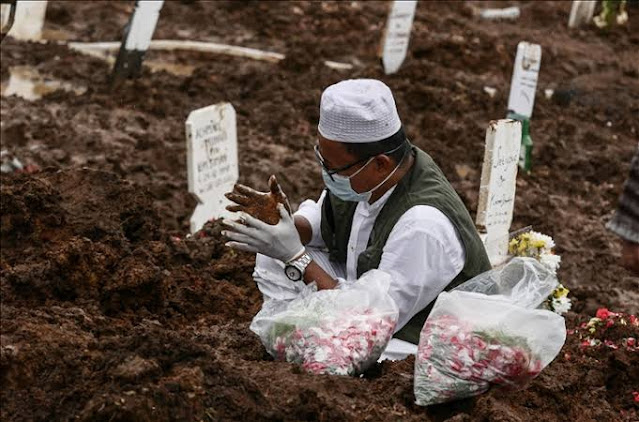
[357,186,396,216]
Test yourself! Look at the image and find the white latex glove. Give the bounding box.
[222,204,305,263]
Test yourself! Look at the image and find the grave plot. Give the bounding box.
[1,1,638,421]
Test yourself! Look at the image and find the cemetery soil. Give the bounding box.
[2,1,638,421]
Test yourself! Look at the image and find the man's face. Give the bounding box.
[316,135,393,194]
[620,239,639,276]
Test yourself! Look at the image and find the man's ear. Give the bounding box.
[374,154,393,171]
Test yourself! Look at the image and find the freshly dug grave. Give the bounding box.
[2,1,639,421]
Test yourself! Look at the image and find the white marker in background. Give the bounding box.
[112,0,164,83]
[3,0,47,41]
[507,41,542,119]
[507,41,541,172]
[476,119,522,267]
[569,1,597,28]
[1,2,17,41]
[479,6,520,20]
[380,0,417,75]
[186,103,239,234]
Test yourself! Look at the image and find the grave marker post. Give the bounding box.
[569,1,597,28]
[476,119,522,267]
[111,0,163,84]
[506,41,541,173]
[1,1,16,42]
[186,103,239,234]
[2,0,46,41]
[380,0,417,75]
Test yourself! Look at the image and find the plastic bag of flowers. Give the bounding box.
[414,258,566,406]
[250,270,399,376]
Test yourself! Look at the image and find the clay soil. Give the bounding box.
[1,1,638,421]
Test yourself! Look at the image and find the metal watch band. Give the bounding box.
[284,252,312,281]
[290,252,312,274]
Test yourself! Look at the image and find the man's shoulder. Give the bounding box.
[386,204,465,264]
[393,205,460,241]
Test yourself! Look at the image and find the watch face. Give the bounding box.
[285,265,302,281]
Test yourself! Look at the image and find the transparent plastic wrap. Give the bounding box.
[250,270,399,376]
[453,257,557,308]
[414,258,566,406]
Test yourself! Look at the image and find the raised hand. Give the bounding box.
[222,204,305,263]
[224,175,291,225]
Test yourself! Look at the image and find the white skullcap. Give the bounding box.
[318,79,402,143]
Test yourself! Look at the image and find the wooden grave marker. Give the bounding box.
[507,41,541,172]
[380,0,417,75]
[1,1,16,41]
[2,0,47,41]
[569,1,597,28]
[479,6,520,20]
[112,0,163,83]
[507,41,542,119]
[476,119,522,267]
[186,103,239,234]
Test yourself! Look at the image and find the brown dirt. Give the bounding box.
[1,1,638,421]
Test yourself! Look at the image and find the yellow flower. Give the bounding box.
[518,242,528,255]
[586,317,601,328]
[508,239,518,255]
[553,286,569,299]
[532,240,546,249]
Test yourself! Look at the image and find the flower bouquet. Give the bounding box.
[250,270,398,376]
[415,259,566,406]
[508,230,561,272]
[509,230,571,315]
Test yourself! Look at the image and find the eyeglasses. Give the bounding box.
[313,142,407,181]
[314,144,372,181]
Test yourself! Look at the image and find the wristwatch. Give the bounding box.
[284,252,312,281]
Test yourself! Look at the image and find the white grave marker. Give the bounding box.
[1,2,16,41]
[569,1,597,28]
[479,6,521,20]
[476,119,522,267]
[112,0,163,81]
[380,0,417,75]
[4,0,47,41]
[186,103,239,234]
[507,42,542,119]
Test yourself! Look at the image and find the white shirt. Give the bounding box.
[295,188,466,335]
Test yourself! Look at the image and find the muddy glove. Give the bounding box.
[223,204,305,263]
[224,175,291,225]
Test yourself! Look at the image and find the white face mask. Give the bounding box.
[322,146,408,202]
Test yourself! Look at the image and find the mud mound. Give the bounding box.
[0,168,258,319]
[1,304,272,422]
[2,169,159,306]
[0,169,267,421]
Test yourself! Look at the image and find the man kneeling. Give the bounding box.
[223,79,491,360]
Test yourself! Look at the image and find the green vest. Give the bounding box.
[320,146,491,344]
